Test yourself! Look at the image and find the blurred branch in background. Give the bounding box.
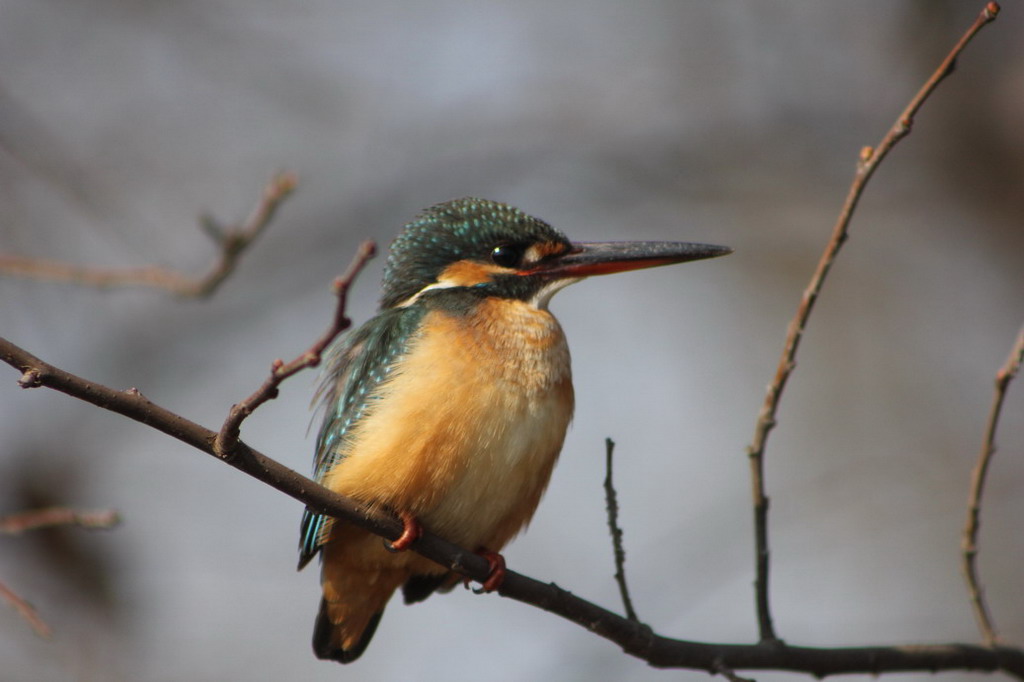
[0,579,50,639]
[0,507,120,535]
[962,324,1024,646]
[0,172,296,298]
[0,507,121,638]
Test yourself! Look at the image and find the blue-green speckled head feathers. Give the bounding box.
[380,198,572,309]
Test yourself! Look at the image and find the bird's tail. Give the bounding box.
[312,568,405,664]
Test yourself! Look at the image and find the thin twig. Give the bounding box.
[0,507,121,534]
[714,659,757,682]
[213,239,377,460]
[743,2,1000,644]
[603,438,638,621]
[3,334,1023,677]
[0,172,297,298]
[0,578,51,639]
[961,324,1024,646]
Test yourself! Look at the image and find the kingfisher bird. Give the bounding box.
[297,197,730,663]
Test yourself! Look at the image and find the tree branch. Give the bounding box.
[213,239,377,460]
[961,324,1024,646]
[0,172,297,298]
[2,332,1022,677]
[603,438,638,622]
[743,1,1000,644]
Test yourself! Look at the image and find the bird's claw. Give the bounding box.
[468,548,506,594]
[383,511,421,552]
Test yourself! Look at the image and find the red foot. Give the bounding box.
[472,548,506,593]
[385,511,422,552]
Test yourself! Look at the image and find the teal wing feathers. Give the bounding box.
[297,305,426,569]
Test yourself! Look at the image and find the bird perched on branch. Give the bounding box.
[297,198,730,662]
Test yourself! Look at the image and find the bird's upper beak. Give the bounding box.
[524,241,732,279]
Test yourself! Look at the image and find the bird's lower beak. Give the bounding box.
[528,241,732,279]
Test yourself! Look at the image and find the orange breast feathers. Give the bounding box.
[321,297,575,552]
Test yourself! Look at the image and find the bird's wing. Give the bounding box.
[298,305,426,569]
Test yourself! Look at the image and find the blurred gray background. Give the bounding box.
[1,2,1022,681]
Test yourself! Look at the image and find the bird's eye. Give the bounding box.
[490,243,525,269]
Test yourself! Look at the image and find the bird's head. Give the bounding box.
[380,197,730,310]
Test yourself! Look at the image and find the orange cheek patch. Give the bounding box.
[437,260,500,286]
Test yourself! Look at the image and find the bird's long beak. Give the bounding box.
[527,241,732,279]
